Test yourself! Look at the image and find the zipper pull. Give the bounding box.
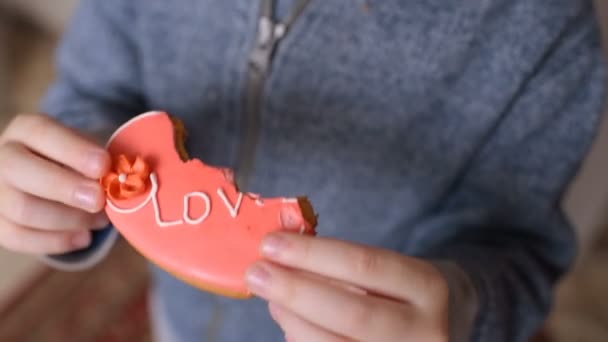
[249,17,285,75]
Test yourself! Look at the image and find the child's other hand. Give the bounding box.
[0,114,111,254]
[246,231,450,341]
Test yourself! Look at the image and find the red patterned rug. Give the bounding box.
[0,240,151,342]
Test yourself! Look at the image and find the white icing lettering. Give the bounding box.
[107,173,253,228]
[150,174,184,227]
[183,192,211,225]
[217,188,243,218]
[107,173,183,227]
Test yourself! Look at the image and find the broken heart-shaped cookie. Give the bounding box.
[101,111,317,298]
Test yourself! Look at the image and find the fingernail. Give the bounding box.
[86,150,108,176]
[269,303,282,320]
[223,169,235,183]
[71,231,91,249]
[246,264,271,294]
[280,207,302,230]
[262,234,288,258]
[74,185,100,210]
[93,213,110,229]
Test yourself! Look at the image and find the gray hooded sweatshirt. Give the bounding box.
[43,0,606,341]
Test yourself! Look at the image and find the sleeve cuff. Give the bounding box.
[430,260,480,342]
[41,226,120,271]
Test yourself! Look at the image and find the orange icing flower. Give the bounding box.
[102,155,151,201]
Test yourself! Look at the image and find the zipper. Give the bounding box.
[236,0,311,190]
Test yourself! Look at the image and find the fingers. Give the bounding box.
[1,114,110,178]
[269,303,353,342]
[259,233,446,305]
[0,215,92,254]
[0,142,106,213]
[0,182,109,231]
[0,114,109,255]
[247,261,411,341]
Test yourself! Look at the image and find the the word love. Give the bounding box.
[106,172,245,227]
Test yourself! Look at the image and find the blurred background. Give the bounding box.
[0,1,151,341]
[1,1,608,341]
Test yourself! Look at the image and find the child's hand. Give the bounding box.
[0,114,111,254]
[246,232,450,342]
